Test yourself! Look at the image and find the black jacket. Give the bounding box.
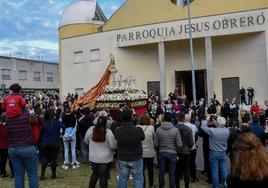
[207,104,217,114]
[223,103,230,118]
[197,105,206,120]
[116,109,123,123]
[78,115,94,138]
[115,122,145,161]
[62,113,76,129]
[230,103,239,118]
[175,123,194,154]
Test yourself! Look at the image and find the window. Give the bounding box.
[1,68,11,80]
[90,49,100,62]
[19,70,27,80]
[47,72,53,81]
[74,51,83,63]
[34,71,41,81]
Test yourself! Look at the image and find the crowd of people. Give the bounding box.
[0,84,268,188]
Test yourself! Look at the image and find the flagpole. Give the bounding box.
[186,0,197,105]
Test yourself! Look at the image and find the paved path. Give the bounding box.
[196,137,204,171]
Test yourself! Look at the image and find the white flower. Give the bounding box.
[97,85,148,102]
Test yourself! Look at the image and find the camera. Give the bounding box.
[209,115,217,122]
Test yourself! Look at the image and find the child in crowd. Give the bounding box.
[2,83,26,119]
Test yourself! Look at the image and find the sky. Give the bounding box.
[0,0,125,63]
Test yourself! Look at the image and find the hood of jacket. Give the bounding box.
[161,122,174,130]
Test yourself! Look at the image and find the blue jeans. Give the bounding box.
[63,134,77,164]
[8,146,39,188]
[81,137,89,161]
[209,151,228,188]
[158,152,177,188]
[118,159,144,188]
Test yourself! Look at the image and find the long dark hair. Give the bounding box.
[55,108,62,120]
[44,109,54,127]
[92,116,107,142]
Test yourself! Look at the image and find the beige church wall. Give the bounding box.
[60,30,268,103]
[165,39,206,95]
[115,39,207,97]
[60,32,114,97]
[59,7,268,102]
[212,32,268,103]
[103,0,268,31]
[114,33,268,103]
[115,43,160,93]
[60,31,162,97]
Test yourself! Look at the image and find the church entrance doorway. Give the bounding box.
[175,70,207,102]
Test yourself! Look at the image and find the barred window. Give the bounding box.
[19,70,27,80]
[1,68,11,80]
[74,51,83,64]
[47,72,53,81]
[90,49,100,62]
[34,71,41,81]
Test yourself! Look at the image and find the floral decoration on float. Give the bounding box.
[72,54,148,116]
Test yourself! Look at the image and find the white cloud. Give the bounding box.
[25,40,58,50]
[0,40,58,51]
[4,1,27,9]
[0,0,125,63]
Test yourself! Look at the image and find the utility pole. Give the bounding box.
[186,0,197,105]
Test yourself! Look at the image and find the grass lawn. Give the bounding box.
[1,160,210,188]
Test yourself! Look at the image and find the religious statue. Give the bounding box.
[108,54,117,85]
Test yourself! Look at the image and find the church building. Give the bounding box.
[59,0,268,103]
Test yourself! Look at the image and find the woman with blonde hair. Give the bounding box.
[228,132,268,187]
